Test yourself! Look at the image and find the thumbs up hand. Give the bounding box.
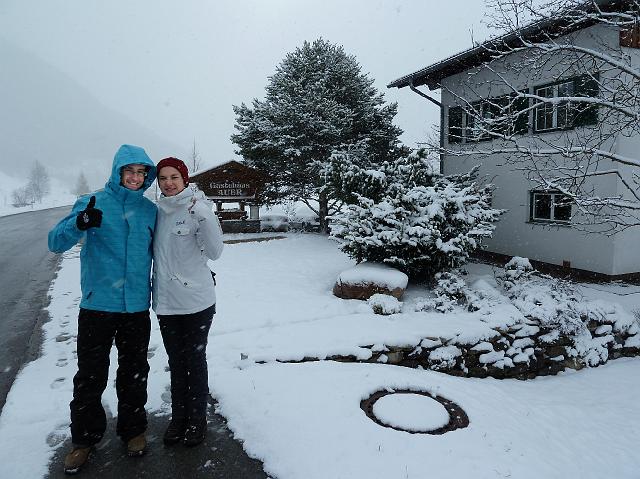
[76,195,103,231]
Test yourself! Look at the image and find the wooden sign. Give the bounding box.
[190,160,266,201]
[209,181,254,199]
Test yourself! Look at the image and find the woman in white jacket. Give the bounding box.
[153,157,224,447]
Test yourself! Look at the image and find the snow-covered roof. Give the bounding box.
[190,159,242,177]
[387,0,617,91]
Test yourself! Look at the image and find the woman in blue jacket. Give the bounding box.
[48,144,157,474]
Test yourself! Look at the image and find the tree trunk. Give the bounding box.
[318,191,329,234]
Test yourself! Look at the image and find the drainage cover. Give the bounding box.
[360,389,469,435]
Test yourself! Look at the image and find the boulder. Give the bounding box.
[333,262,408,300]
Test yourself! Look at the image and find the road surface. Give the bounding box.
[0,206,70,413]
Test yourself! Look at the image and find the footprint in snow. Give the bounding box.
[50,377,66,389]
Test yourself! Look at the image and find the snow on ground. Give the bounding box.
[0,233,639,478]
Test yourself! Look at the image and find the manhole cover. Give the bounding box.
[360,389,469,435]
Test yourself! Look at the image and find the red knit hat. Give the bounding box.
[157,157,189,185]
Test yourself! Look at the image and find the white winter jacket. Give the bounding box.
[152,186,224,315]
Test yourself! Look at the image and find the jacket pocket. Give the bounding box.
[173,272,200,289]
[172,226,190,236]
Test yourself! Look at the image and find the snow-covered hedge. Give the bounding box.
[328,149,503,280]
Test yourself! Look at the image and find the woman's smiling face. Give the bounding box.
[157,166,186,196]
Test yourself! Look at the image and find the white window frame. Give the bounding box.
[530,191,572,224]
[534,80,574,132]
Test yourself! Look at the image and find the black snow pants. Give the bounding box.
[157,304,215,423]
[70,308,151,446]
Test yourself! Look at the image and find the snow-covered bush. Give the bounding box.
[415,271,470,313]
[495,256,535,290]
[328,149,504,280]
[433,271,468,303]
[368,293,402,315]
[496,259,586,334]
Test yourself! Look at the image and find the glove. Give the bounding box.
[76,195,103,231]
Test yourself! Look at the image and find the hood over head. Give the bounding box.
[109,144,157,192]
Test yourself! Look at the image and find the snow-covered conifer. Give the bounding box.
[232,38,404,232]
[329,149,504,280]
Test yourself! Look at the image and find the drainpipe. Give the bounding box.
[409,83,444,174]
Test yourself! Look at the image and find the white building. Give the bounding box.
[389,1,640,280]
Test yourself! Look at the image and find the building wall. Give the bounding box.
[610,42,640,275]
[439,23,640,275]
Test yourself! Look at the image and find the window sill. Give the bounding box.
[533,126,574,134]
[526,219,572,228]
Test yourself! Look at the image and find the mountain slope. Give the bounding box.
[0,38,183,188]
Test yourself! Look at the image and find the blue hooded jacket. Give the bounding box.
[48,145,158,313]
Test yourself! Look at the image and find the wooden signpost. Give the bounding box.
[190,160,267,233]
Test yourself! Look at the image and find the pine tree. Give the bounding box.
[329,149,504,280]
[74,172,90,196]
[232,38,404,232]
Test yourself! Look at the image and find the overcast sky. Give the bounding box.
[0,0,492,177]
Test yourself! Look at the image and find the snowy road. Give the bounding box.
[0,206,70,413]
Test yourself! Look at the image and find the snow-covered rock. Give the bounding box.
[333,262,408,300]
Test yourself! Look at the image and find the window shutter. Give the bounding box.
[448,106,463,143]
[513,94,530,135]
[620,24,640,48]
[573,73,599,127]
[485,99,505,140]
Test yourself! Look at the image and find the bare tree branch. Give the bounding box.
[436,0,640,232]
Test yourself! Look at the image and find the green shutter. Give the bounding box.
[573,73,599,127]
[513,93,530,134]
[448,106,463,143]
[487,98,506,139]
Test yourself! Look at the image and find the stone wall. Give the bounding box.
[323,318,640,379]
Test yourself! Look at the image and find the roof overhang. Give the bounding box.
[387,0,620,91]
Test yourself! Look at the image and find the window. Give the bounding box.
[447,92,529,144]
[534,75,599,132]
[535,81,574,131]
[466,100,504,142]
[530,191,571,223]
[447,75,598,143]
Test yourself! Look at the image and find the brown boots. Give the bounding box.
[63,446,93,475]
[63,433,146,474]
[126,433,147,457]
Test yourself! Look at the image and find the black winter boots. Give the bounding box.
[183,419,207,447]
